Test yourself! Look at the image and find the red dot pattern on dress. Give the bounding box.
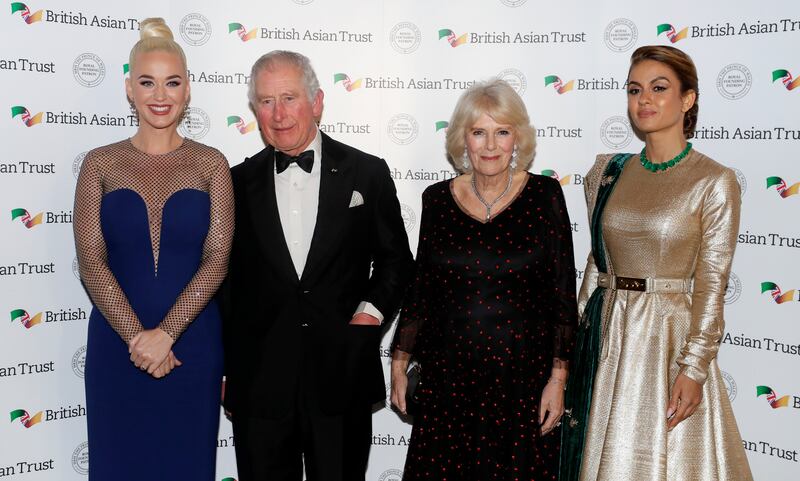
[73,139,234,342]
[394,174,577,480]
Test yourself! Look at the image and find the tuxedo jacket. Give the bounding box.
[221,132,413,418]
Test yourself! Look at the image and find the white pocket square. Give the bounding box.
[349,190,364,208]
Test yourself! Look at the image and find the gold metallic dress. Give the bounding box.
[578,151,753,481]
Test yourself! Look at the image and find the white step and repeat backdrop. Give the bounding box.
[1,0,798,479]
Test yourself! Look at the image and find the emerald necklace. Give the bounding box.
[639,142,692,173]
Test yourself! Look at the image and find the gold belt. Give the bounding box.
[596,272,691,293]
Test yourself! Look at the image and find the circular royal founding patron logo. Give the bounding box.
[600,116,633,150]
[179,107,211,140]
[499,0,528,7]
[721,370,737,402]
[604,18,638,52]
[73,151,87,179]
[73,257,81,280]
[387,114,419,145]
[400,203,417,233]
[73,53,106,88]
[724,272,742,305]
[497,68,527,96]
[72,345,87,378]
[379,468,404,481]
[389,22,421,54]
[732,167,747,197]
[716,64,752,100]
[72,441,89,475]
[179,13,212,46]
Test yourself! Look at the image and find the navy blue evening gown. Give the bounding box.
[74,139,234,480]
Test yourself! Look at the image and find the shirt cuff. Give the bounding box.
[354,301,384,323]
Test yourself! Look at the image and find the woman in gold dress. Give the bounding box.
[560,45,753,481]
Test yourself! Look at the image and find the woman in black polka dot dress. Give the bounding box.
[391,79,578,480]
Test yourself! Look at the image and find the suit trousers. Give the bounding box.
[232,329,373,481]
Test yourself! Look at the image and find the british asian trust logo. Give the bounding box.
[227,115,256,134]
[334,73,362,91]
[760,282,798,304]
[766,176,799,198]
[756,386,790,409]
[10,2,42,24]
[10,308,42,328]
[772,69,800,91]
[228,22,257,42]
[11,105,42,126]
[435,121,449,132]
[10,208,71,228]
[9,409,43,428]
[11,208,42,228]
[544,75,573,94]
[438,28,468,47]
[540,170,572,186]
[657,23,688,43]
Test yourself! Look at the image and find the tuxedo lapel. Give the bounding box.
[244,147,299,284]
[301,133,354,283]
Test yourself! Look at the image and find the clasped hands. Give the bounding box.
[128,328,182,379]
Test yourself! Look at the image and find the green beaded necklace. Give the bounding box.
[639,142,693,173]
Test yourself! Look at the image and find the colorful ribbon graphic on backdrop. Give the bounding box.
[10,309,42,329]
[438,29,467,47]
[766,176,799,197]
[228,23,257,42]
[333,73,362,91]
[10,2,43,24]
[541,170,572,186]
[11,208,43,228]
[9,409,43,428]
[11,106,42,127]
[772,69,800,90]
[544,75,574,94]
[760,282,797,304]
[227,116,256,134]
[756,386,790,409]
[657,23,688,43]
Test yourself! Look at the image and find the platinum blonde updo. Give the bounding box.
[128,17,187,73]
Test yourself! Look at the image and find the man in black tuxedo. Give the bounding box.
[221,50,413,481]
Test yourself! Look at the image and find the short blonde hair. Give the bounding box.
[445,79,536,173]
[129,18,187,73]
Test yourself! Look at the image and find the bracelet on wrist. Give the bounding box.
[548,377,567,391]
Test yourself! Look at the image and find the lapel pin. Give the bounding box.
[330,168,338,174]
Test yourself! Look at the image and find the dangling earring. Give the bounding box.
[461,147,470,171]
[510,144,518,170]
[128,99,138,117]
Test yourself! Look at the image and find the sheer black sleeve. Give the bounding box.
[392,187,434,354]
[544,178,578,367]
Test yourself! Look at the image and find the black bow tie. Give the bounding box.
[275,150,314,174]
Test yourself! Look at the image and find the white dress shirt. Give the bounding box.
[273,129,383,322]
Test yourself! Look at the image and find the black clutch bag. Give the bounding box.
[405,363,421,416]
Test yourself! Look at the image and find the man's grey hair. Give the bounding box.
[247,50,320,107]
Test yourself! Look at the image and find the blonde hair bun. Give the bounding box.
[138,17,174,41]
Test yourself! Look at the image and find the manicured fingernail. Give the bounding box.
[666,408,675,419]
